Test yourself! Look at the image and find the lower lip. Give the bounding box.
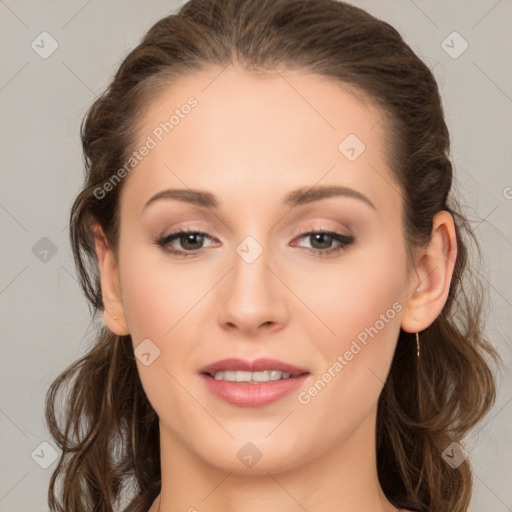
[201,373,309,407]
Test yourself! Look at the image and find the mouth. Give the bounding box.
[200,357,309,380]
[206,369,299,383]
[199,358,310,407]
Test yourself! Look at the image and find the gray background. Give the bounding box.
[0,0,511,510]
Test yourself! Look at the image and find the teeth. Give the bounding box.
[213,370,292,382]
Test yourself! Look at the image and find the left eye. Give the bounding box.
[292,230,354,255]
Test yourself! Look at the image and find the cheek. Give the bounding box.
[296,240,407,425]
[117,247,206,427]
[304,236,407,354]
[119,245,209,342]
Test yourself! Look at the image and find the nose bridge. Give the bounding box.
[218,228,288,333]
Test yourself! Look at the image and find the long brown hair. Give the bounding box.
[45,1,499,510]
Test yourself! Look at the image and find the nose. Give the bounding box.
[217,242,290,337]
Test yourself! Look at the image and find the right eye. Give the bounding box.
[155,228,218,257]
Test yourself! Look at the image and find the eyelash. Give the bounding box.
[155,226,354,258]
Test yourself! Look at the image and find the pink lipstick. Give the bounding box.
[200,357,310,407]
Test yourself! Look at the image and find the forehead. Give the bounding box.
[120,65,398,218]
[135,65,383,149]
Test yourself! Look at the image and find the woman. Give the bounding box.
[45,1,499,511]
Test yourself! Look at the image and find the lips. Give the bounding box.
[200,357,311,407]
[200,357,309,377]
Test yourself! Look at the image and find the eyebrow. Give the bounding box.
[143,185,376,211]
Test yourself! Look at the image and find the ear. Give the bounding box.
[401,210,458,333]
[93,222,130,336]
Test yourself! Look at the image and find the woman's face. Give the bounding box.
[107,66,417,473]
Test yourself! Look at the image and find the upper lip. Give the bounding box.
[200,358,309,377]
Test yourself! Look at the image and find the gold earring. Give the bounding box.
[416,332,420,358]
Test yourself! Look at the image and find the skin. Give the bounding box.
[93,65,457,512]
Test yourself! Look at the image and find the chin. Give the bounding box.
[188,431,316,475]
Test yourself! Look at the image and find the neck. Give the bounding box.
[150,408,401,512]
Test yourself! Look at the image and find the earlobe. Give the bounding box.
[400,210,458,333]
[93,223,130,336]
